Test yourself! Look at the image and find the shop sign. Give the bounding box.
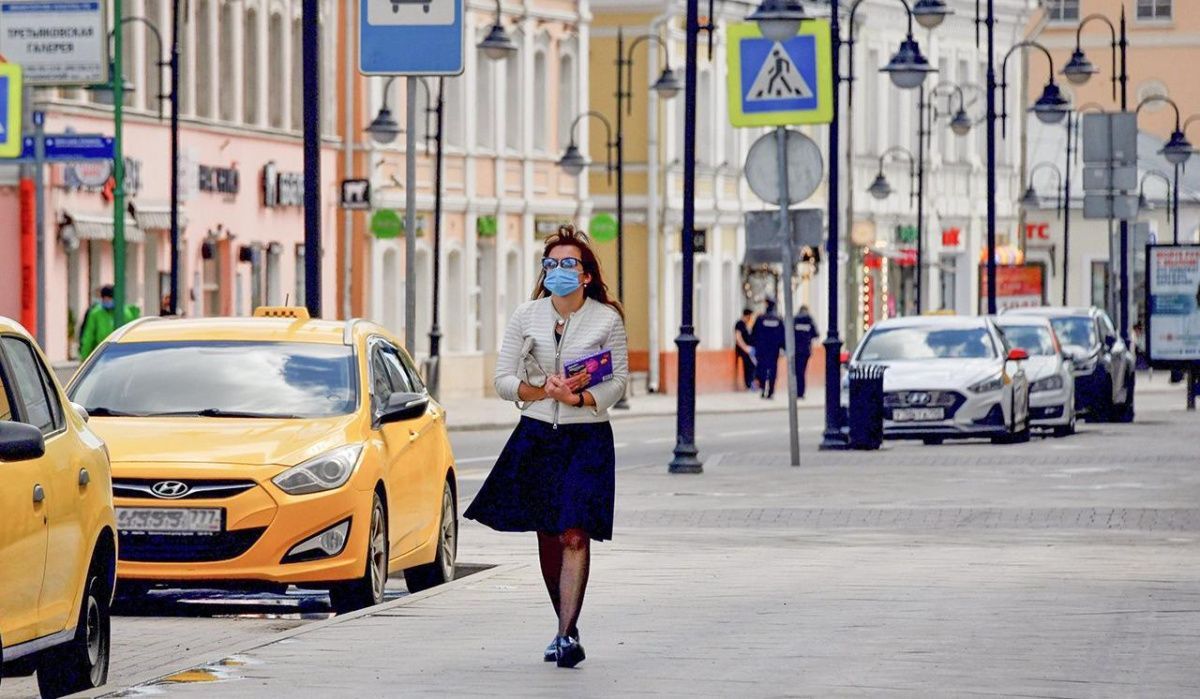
[534,215,571,238]
[1025,222,1052,246]
[978,264,1045,312]
[941,227,962,250]
[261,161,303,208]
[370,209,402,239]
[589,213,617,243]
[198,164,240,196]
[63,159,112,188]
[895,225,917,245]
[0,1,108,85]
[1145,244,1200,364]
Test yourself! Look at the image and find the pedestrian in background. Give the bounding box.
[79,285,141,360]
[465,225,629,669]
[792,305,819,399]
[734,308,757,391]
[751,298,785,399]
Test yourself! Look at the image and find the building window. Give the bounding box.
[1137,0,1171,20]
[533,48,548,152]
[219,1,237,121]
[194,0,212,117]
[291,18,303,131]
[557,50,576,152]
[268,13,285,129]
[243,8,260,125]
[475,51,494,150]
[505,33,524,152]
[1045,0,1080,21]
[266,243,283,305]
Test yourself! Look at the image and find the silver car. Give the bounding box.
[994,315,1077,436]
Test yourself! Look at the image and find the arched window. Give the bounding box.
[557,48,576,152]
[532,47,548,152]
[504,31,523,152]
[290,17,303,131]
[219,1,238,121]
[194,0,212,117]
[268,13,285,129]
[243,8,260,125]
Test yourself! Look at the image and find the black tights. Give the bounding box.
[537,529,590,638]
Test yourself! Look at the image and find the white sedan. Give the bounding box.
[994,315,1076,436]
[845,316,1031,445]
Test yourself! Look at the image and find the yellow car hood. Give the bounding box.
[91,415,361,467]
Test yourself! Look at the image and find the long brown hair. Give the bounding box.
[532,225,624,319]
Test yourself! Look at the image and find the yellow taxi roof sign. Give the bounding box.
[253,306,311,320]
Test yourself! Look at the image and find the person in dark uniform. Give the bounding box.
[751,299,785,399]
[791,305,819,399]
[734,308,756,390]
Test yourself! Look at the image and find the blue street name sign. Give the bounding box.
[3,133,114,162]
[359,0,465,75]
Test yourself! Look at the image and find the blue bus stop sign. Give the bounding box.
[359,0,465,75]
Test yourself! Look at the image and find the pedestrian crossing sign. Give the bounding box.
[727,21,832,128]
[0,63,23,159]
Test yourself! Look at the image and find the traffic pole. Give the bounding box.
[775,127,801,467]
[302,0,322,317]
[113,0,127,327]
[33,109,46,343]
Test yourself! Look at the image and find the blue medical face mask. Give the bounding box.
[101,299,115,310]
[544,267,582,297]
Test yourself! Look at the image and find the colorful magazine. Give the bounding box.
[564,349,614,389]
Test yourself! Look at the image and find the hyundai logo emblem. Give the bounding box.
[908,392,932,406]
[151,480,191,499]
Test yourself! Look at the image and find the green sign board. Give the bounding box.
[589,213,618,243]
[371,209,403,239]
[477,215,498,238]
[896,225,918,245]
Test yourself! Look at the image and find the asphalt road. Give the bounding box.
[4,390,1182,697]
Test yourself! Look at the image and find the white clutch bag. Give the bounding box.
[516,337,547,409]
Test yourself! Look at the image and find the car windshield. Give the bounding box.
[69,341,358,418]
[1049,317,1097,348]
[857,326,996,361]
[998,324,1057,356]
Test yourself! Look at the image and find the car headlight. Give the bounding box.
[1031,375,1065,393]
[968,375,1005,394]
[272,445,363,495]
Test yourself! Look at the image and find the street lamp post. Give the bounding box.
[1134,97,1193,245]
[365,77,445,392]
[914,83,970,314]
[1021,161,1066,301]
[1138,170,1173,242]
[996,40,1070,311]
[1059,9,1129,341]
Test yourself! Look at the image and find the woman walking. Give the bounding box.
[465,226,628,669]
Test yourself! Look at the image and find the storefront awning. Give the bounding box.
[60,211,144,245]
[130,202,189,232]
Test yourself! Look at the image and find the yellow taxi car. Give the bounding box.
[0,317,116,697]
[66,308,457,614]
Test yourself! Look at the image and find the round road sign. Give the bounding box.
[744,129,824,206]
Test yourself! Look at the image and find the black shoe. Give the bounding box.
[544,629,579,662]
[555,635,586,668]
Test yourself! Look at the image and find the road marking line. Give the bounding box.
[642,437,675,445]
[717,429,769,438]
[615,442,629,448]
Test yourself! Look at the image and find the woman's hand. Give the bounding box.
[545,374,589,405]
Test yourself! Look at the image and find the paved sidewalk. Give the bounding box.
[89,388,1200,697]
[441,388,817,432]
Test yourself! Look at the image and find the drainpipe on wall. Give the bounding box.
[646,10,672,394]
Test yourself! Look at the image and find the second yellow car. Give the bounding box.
[67,308,457,613]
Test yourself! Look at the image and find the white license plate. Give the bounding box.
[892,408,945,422]
[117,507,223,533]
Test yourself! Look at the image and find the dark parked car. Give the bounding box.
[1002,306,1134,422]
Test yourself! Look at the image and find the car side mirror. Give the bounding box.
[0,422,46,462]
[378,392,430,425]
[1006,348,1029,362]
[71,402,90,423]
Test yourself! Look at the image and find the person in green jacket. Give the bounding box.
[79,285,141,360]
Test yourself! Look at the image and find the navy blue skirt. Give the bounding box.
[465,416,616,541]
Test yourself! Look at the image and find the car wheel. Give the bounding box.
[921,437,943,446]
[37,568,111,697]
[404,480,458,594]
[1053,410,1076,437]
[330,492,388,615]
